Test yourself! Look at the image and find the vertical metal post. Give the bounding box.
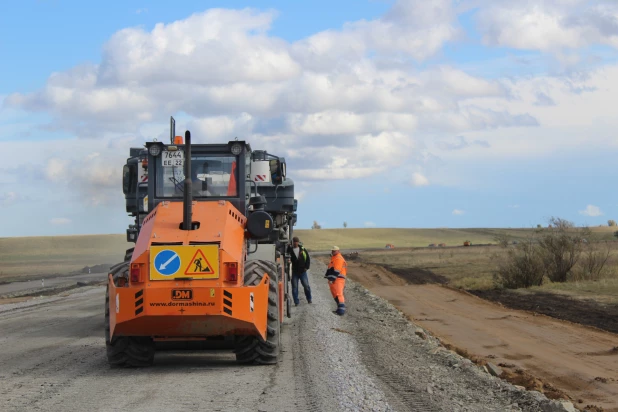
[182,130,193,230]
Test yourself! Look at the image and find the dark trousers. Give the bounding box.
[291,271,312,304]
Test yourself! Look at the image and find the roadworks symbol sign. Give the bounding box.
[150,245,219,280]
[185,249,215,275]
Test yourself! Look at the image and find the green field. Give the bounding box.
[1,226,616,282]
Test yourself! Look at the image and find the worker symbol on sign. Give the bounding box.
[184,249,215,275]
[193,257,210,273]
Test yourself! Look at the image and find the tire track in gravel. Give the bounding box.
[290,303,332,412]
[0,287,304,412]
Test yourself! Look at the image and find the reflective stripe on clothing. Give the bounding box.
[327,253,347,278]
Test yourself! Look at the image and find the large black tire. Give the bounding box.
[105,262,155,367]
[234,260,280,365]
[124,247,134,262]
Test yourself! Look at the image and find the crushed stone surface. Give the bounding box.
[0,261,558,411]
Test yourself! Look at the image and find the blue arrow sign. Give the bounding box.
[154,249,180,276]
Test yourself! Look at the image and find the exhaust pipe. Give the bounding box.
[182,130,192,230]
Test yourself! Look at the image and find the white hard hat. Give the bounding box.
[332,246,340,251]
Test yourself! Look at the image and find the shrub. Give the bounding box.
[572,241,612,281]
[494,217,600,288]
[494,238,545,288]
[537,218,589,283]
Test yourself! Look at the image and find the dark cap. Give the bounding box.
[292,236,299,242]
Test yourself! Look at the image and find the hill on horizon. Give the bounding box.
[1,227,615,279]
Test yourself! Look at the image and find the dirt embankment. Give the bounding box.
[341,257,618,412]
[468,289,618,335]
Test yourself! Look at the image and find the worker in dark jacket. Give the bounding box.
[287,236,312,306]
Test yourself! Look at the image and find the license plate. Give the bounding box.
[162,150,184,167]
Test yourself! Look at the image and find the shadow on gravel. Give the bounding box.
[381,265,449,285]
[149,352,241,369]
[468,289,618,335]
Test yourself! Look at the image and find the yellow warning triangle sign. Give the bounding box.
[184,249,215,275]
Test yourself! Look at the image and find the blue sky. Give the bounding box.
[1,0,618,237]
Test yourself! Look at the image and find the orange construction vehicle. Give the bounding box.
[106,117,297,366]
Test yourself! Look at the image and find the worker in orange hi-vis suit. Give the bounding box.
[324,246,347,316]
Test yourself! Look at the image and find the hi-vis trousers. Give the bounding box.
[328,277,346,304]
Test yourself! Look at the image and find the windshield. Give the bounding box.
[156,154,238,198]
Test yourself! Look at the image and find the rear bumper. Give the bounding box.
[108,275,269,340]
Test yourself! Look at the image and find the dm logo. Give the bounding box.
[172,289,193,300]
[154,250,181,276]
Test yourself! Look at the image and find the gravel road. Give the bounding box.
[0,272,107,298]
[0,260,565,412]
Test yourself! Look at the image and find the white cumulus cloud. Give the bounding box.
[410,172,429,187]
[452,209,465,215]
[579,204,603,217]
[475,0,618,52]
[5,1,618,212]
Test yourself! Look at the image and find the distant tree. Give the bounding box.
[311,221,322,229]
[608,220,617,227]
[536,224,542,229]
[343,222,348,228]
[613,230,618,239]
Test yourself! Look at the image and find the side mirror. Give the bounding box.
[123,164,137,194]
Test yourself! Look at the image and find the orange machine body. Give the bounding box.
[108,200,271,341]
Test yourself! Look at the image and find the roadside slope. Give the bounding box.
[344,260,618,411]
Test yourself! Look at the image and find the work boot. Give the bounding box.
[335,303,346,316]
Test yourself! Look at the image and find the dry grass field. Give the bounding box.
[295,226,617,250]
[356,243,618,304]
[1,226,616,287]
[0,234,129,281]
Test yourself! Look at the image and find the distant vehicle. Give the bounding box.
[385,244,395,249]
[429,243,437,248]
[438,243,446,247]
[463,241,471,247]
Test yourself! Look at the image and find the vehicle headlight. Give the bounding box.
[231,143,242,155]
[148,144,162,157]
